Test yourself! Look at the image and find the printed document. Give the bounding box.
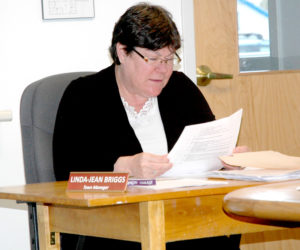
[162,109,243,177]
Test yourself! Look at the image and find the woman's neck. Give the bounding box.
[115,65,148,113]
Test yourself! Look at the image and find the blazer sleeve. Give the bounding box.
[53,77,88,180]
[52,69,142,181]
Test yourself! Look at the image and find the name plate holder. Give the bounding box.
[67,172,129,192]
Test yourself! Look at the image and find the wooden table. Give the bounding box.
[0,180,289,250]
[223,180,300,225]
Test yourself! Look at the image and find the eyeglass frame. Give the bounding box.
[132,47,181,66]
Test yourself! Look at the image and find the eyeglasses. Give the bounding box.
[132,48,181,67]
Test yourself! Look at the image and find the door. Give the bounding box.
[193,0,300,156]
[193,1,300,249]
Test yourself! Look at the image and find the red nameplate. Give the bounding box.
[67,172,129,192]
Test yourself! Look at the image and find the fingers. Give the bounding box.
[149,161,173,178]
[132,153,172,178]
[142,153,170,163]
[233,145,251,154]
[115,153,173,178]
[222,163,243,170]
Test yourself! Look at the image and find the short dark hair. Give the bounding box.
[109,3,181,64]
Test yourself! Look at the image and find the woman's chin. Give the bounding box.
[147,88,164,97]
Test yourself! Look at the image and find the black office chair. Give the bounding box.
[20,72,93,250]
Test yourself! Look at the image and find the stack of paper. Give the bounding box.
[220,150,300,170]
[206,168,300,182]
[207,151,300,182]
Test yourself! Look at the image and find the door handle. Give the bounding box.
[196,65,233,86]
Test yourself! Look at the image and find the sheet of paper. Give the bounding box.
[220,151,300,170]
[133,178,228,190]
[162,109,243,177]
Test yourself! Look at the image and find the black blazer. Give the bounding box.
[53,64,215,180]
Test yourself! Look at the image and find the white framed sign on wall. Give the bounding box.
[42,0,95,20]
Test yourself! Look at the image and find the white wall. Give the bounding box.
[0,0,195,249]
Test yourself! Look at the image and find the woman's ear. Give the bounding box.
[116,43,127,64]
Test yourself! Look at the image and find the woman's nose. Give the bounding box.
[155,60,170,72]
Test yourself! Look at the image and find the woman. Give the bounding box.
[53,3,243,249]
[53,3,216,181]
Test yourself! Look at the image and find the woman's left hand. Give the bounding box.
[222,145,251,170]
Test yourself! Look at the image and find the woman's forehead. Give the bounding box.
[140,46,175,56]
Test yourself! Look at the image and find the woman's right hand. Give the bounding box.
[114,152,172,178]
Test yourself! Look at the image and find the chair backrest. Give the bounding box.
[20,72,93,184]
